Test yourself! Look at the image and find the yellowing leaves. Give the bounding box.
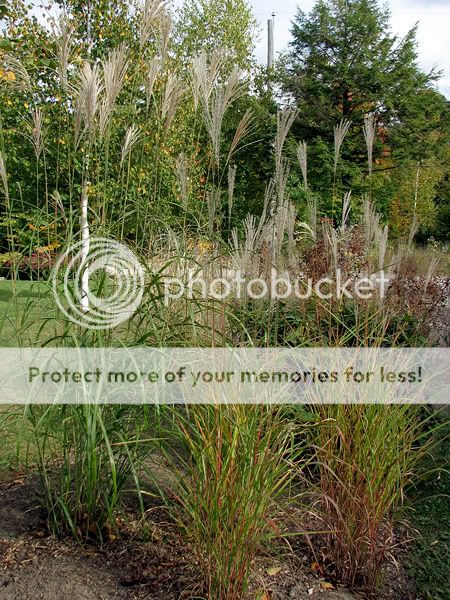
[266,566,282,576]
[0,68,16,81]
[320,581,335,590]
[37,241,60,253]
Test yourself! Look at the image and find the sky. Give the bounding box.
[249,0,450,98]
[32,0,450,98]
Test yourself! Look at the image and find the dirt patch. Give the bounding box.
[0,476,202,600]
[0,478,46,539]
[0,532,199,600]
[248,533,416,600]
[0,476,418,600]
[0,551,127,600]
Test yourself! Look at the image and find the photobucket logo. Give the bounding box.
[52,238,145,330]
[164,268,389,304]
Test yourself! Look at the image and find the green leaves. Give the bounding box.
[0,38,13,51]
[280,0,448,212]
[0,0,8,20]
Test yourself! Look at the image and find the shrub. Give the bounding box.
[165,405,298,600]
[27,404,154,542]
[312,405,430,592]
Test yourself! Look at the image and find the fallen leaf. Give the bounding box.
[320,582,335,590]
[31,530,45,538]
[266,566,282,576]
[311,561,320,571]
[266,518,280,533]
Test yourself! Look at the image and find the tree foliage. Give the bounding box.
[280,0,449,231]
[175,0,257,72]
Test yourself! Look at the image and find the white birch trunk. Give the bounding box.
[80,187,90,313]
[414,162,420,214]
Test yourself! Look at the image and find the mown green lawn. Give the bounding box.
[0,279,60,346]
[0,277,142,347]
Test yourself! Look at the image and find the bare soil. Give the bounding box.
[0,474,417,600]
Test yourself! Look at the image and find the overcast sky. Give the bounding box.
[249,0,450,98]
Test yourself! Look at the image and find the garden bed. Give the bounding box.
[0,473,419,600]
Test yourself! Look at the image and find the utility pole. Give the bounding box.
[267,13,275,70]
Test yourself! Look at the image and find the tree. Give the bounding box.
[175,0,258,72]
[55,0,134,59]
[280,0,448,214]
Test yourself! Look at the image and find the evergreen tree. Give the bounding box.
[281,0,447,211]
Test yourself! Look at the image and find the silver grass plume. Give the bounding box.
[334,118,351,176]
[157,11,172,65]
[295,220,315,243]
[256,180,273,242]
[272,110,297,224]
[190,50,223,111]
[139,0,166,49]
[161,73,184,132]
[275,158,290,207]
[275,108,298,182]
[423,257,439,293]
[102,44,128,110]
[362,197,381,247]
[0,152,9,207]
[190,53,205,110]
[80,183,90,313]
[296,140,308,190]
[30,107,45,159]
[231,214,258,279]
[121,125,141,167]
[227,109,255,163]
[100,44,129,138]
[175,153,189,210]
[375,224,389,273]
[307,195,317,240]
[228,164,237,221]
[199,67,244,166]
[51,190,67,225]
[286,201,297,261]
[326,226,339,272]
[340,191,352,234]
[230,181,278,280]
[53,12,73,91]
[2,55,31,91]
[145,56,160,109]
[272,195,294,268]
[363,113,376,177]
[363,198,388,271]
[210,67,245,162]
[72,62,103,140]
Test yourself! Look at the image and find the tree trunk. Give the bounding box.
[80,187,90,313]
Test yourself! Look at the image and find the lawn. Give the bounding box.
[0,279,59,346]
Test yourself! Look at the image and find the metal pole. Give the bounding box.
[267,17,274,69]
